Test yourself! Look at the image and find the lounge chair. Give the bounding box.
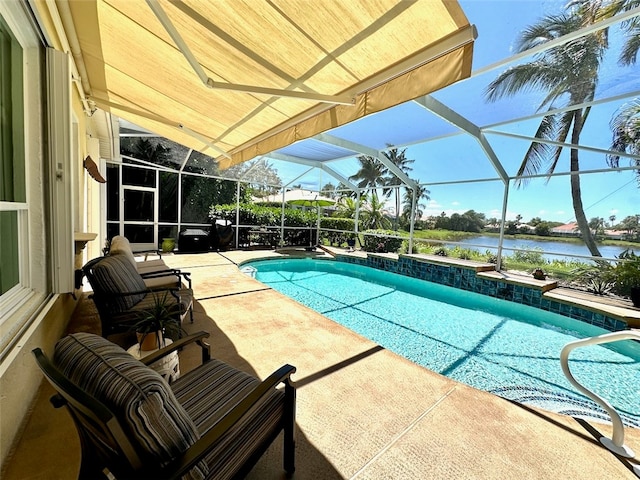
[32,331,297,480]
[83,254,194,337]
[108,235,191,289]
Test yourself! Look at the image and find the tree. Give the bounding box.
[401,183,430,228]
[321,182,338,198]
[589,217,605,236]
[228,159,282,197]
[434,212,450,230]
[380,147,414,230]
[602,0,640,65]
[360,194,392,230]
[485,6,610,256]
[335,195,359,219]
[349,155,387,193]
[535,222,552,236]
[607,98,640,184]
[609,214,617,227]
[619,214,640,239]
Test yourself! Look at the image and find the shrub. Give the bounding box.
[362,230,404,253]
[319,217,359,246]
[485,250,499,264]
[512,246,546,265]
[610,249,640,298]
[571,260,615,295]
[449,246,473,260]
[210,203,317,245]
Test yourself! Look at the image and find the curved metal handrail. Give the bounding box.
[560,330,640,459]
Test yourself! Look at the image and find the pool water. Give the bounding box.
[242,258,640,426]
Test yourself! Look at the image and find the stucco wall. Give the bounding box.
[0,294,76,468]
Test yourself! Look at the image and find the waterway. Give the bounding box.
[442,235,637,262]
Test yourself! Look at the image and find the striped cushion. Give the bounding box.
[92,254,147,313]
[54,333,207,480]
[172,360,285,480]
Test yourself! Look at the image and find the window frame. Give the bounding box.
[0,2,49,356]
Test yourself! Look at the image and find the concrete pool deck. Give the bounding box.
[3,250,639,479]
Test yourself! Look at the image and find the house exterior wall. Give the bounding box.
[0,1,102,468]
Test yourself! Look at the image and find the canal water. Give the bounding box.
[444,235,637,262]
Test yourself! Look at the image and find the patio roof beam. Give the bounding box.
[268,152,358,191]
[414,95,508,182]
[284,168,315,189]
[92,95,232,159]
[146,0,355,105]
[238,156,266,181]
[485,130,640,161]
[472,6,640,77]
[319,165,359,193]
[484,89,640,131]
[314,133,417,189]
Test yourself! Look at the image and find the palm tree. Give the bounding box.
[335,195,360,219]
[381,147,414,230]
[401,183,430,226]
[360,194,391,230]
[597,0,640,64]
[607,98,640,184]
[485,7,610,256]
[349,155,387,193]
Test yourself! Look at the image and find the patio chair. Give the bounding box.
[108,235,191,289]
[32,331,297,480]
[83,254,194,337]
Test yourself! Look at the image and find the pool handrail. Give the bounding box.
[560,330,640,459]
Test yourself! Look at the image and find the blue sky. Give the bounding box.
[272,0,640,225]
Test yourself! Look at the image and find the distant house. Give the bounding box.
[604,229,627,240]
[551,222,580,236]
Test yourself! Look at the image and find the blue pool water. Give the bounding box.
[242,258,640,426]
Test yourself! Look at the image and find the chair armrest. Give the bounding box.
[105,286,181,298]
[140,331,211,366]
[132,249,162,260]
[141,269,192,289]
[162,364,297,479]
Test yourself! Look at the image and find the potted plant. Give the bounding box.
[346,233,356,252]
[132,291,182,351]
[161,237,176,253]
[532,268,547,280]
[611,249,640,307]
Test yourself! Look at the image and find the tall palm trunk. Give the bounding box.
[570,110,601,256]
[394,189,401,230]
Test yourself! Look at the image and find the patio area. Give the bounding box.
[3,250,639,479]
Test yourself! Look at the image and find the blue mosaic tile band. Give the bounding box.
[337,254,627,332]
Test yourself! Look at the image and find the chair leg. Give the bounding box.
[283,380,296,476]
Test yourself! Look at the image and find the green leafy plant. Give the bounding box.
[362,230,403,253]
[132,291,183,348]
[571,260,615,295]
[610,249,640,298]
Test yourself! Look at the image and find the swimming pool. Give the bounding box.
[242,257,640,426]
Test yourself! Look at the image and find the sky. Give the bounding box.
[269,0,640,225]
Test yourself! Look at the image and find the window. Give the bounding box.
[0,15,25,296]
[0,4,48,354]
